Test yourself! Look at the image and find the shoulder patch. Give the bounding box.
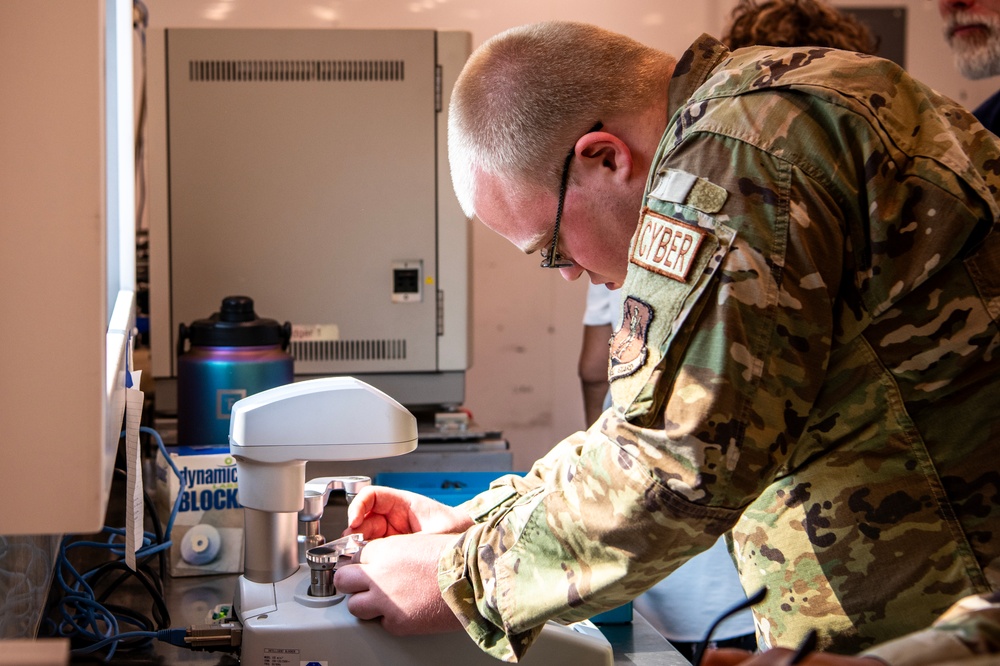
[609,296,654,380]
[630,208,706,282]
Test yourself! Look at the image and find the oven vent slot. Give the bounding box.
[291,339,407,362]
[188,59,405,82]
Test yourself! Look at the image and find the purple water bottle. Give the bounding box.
[177,296,293,445]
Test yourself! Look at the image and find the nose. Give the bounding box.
[558,264,585,282]
[940,0,975,13]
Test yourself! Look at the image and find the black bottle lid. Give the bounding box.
[179,296,291,350]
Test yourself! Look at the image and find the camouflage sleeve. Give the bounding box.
[861,591,1000,665]
[438,423,729,661]
[457,439,585,523]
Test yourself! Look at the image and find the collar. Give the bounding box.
[666,33,732,124]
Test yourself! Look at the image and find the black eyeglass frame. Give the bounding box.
[539,122,604,269]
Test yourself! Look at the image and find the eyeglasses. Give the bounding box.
[539,122,603,269]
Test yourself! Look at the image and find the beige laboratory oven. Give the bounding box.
[146,27,472,415]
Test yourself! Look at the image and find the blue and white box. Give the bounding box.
[156,445,245,577]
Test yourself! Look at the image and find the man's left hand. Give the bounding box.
[333,532,464,635]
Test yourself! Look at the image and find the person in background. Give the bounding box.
[579,283,620,427]
[939,0,1000,134]
[334,20,1000,664]
[722,0,877,53]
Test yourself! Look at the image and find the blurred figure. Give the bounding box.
[579,283,619,427]
[939,0,1000,133]
[723,0,878,54]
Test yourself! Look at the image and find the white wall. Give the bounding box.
[143,0,999,470]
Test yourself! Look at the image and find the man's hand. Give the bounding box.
[703,648,886,665]
[333,532,464,635]
[344,486,474,539]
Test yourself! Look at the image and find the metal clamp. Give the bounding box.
[306,533,367,597]
[300,476,371,523]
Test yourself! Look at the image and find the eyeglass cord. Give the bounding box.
[690,585,767,666]
[689,585,819,666]
[788,628,818,664]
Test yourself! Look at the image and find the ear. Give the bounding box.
[574,131,634,185]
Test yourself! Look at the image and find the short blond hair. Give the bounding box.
[448,22,673,217]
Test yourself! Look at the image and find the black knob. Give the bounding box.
[219,295,256,322]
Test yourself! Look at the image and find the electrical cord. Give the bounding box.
[41,426,187,662]
[72,627,190,657]
[133,0,149,231]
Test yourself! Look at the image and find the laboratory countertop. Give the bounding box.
[80,571,689,665]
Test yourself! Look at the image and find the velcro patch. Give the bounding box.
[630,208,706,282]
[649,168,728,213]
[609,296,653,380]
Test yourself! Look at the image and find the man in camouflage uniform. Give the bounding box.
[333,22,1000,664]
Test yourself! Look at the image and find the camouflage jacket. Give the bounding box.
[438,34,1000,662]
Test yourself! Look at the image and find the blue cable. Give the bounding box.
[73,628,188,656]
[145,425,184,542]
[45,424,190,662]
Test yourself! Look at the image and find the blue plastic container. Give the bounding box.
[177,296,293,446]
[375,471,514,507]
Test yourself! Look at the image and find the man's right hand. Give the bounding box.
[344,486,475,539]
[703,648,886,665]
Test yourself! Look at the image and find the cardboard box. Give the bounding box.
[155,445,244,577]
